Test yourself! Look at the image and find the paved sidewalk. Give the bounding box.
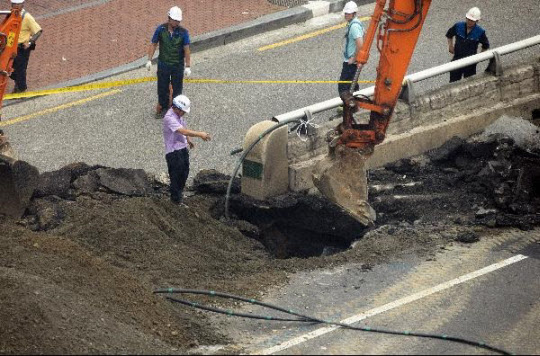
[16,0,306,91]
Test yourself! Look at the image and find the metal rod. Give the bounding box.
[407,35,540,83]
[273,35,540,123]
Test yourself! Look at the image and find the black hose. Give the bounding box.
[165,296,315,323]
[155,288,512,355]
[230,148,243,155]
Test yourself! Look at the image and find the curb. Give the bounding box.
[38,0,366,91]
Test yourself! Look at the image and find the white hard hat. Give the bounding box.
[466,7,481,21]
[168,6,183,22]
[11,0,25,4]
[172,95,191,113]
[343,1,358,14]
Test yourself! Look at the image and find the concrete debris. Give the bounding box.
[0,130,16,159]
[455,231,480,243]
[479,115,540,152]
[95,168,151,196]
[152,171,171,186]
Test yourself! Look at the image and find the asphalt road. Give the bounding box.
[221,228,540,355]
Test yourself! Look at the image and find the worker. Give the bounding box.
[446,7,490,82]
[338,1,364,96]
[9,0,42,94]
[146,6,191,119]
[163,95,210,206]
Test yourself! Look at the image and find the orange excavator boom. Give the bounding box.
[313,0,432,225]
[0,8,22,109]
[341,0,432,149]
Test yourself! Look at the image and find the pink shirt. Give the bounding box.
[162,108,188,154]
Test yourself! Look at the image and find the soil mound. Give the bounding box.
[1,119,539,353]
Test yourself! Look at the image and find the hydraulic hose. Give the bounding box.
[155,288,512,355]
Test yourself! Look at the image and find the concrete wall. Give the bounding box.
[243,56,540,198]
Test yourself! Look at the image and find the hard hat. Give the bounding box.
[466,7,481,21]
[343,1,358,14]
[172,95,191,113]
[168,6,183,22]
[10,0,25,4]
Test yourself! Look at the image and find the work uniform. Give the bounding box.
[151,24,190,113]
[446,21,490,82]
[10,10,41,92]
[338,17,364,95]
[163,108,190,204]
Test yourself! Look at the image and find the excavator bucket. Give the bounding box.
[312,145,375,226]
[0,131,39,218]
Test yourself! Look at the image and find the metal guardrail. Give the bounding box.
[273,35,540,123]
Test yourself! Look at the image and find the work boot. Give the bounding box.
[171,198,188,208]
[155,104,165,119]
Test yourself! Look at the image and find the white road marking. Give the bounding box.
[254,254,528,355]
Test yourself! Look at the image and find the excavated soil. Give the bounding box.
[1,119,539,354]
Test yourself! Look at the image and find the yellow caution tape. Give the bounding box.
[4,77,156,100]
[4,77,375,100]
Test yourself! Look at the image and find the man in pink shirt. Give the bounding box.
[163,95,211,205]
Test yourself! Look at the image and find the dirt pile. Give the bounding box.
[1,119,539,354]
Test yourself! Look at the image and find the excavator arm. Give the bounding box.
[313,0,432,225]
[0,8,39,218]
[0,8,22,108]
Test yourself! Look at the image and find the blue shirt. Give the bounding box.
[446,22,489,59]
[343,18,364,62]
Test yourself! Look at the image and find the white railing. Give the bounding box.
[273,35,540,123]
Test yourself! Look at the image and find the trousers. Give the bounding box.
[165,148,189,203]
[157,60,184,111]
[449,58,477,83]
[338,62,360,95]
[10,45,32,91]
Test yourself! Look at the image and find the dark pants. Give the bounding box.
[10,45,32,91]
[165,148,189,203]
[449,58,477,83]
[338,62,360,95]
[157,60,184,111]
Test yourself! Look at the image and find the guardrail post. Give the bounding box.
[485,51,503,76]
[399,78,416,104]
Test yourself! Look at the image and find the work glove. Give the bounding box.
[145,60,152,71]
[184,67,191,77]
